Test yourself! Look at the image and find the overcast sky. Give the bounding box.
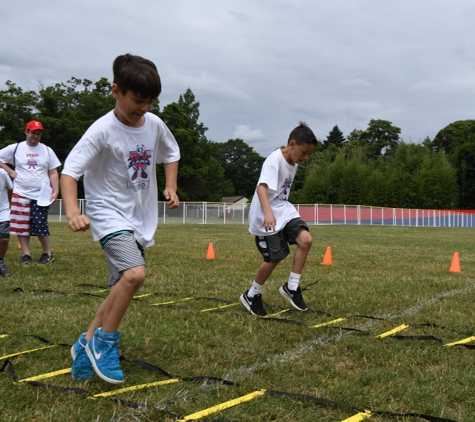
[1,1,474,156]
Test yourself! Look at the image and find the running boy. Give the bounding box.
[61,54,180,384]
[240,122,317,316]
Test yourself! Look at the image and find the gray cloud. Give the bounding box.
[1,0,474,156]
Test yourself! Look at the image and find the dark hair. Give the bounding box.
[288,121,317,146]
[113,54,161,99]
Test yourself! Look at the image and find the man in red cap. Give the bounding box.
[0,120,61,264]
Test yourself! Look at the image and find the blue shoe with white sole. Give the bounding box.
[86,328,124,384]
[71,333,93,380]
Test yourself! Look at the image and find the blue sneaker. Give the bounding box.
[86,328,124,384]
[70,333,93,380]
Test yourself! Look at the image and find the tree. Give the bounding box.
[323,125,345,149]
[0,81,39,148]
[300,143,457,208]
[346,129,363,143]
[159,101,208,200]
[159,89,229,201]
[432,120,475,208]
[431,120,475,154]
[0,78,116,199]
[177,89,208,140]
[360,119,401,158]
[211,139,264,198]
[35,77,116,162]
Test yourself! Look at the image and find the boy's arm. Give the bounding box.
[0,162,15,179]
[256,183,276,232]
[163,161,179,209]
[48,168,60,201]
[60,174,90,232]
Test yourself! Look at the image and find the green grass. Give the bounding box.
[1,223,475,421]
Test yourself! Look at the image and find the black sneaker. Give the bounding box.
[0,260,10,276]
[21,254,32,265]
[240,291,267,316]
[279,282,308,311]
[36,253,54,265]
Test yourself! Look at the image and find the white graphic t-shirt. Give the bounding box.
[0,142,61,199]
[248,148,300,236]
[62,110,180,247]
[0,169,12,221]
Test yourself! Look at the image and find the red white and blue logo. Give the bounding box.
[127,144,152,191]
[27,158,38,169]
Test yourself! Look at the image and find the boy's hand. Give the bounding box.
[67,214,90,232]
[260,211,276,232]
[163,188,179,209]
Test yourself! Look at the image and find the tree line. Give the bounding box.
[0,78,473,208]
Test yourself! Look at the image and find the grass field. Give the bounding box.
[1,222,475,421]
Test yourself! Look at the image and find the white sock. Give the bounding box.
[287,272,301,291]
[248,281,263,298]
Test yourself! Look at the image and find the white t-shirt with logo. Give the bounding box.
[0,142,61,199]
[248,148,300,236]
[0,169,12,222]
[62,110,180,247]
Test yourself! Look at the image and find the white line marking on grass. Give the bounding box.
[389,284,475,318]
[1,294,59,303]
[226,283,475,380]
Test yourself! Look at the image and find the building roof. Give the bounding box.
[222,196,247,203]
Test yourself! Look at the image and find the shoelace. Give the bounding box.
[260,279,320,313]
[301,279,320,292]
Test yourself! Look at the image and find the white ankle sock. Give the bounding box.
[287,272,301,291]
[248,281,263,298]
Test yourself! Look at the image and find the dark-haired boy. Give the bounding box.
[240,122,317,316]
[61,54,180,384]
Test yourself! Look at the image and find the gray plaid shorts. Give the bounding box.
[102,232,146,286]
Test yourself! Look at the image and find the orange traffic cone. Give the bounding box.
[449,252,461,273]
[17,242,21,248]
[321,247,332,265]
[206,242,215,260]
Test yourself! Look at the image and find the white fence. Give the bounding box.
[50,200,475,228]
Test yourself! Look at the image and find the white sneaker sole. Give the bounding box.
[85,341,124,384]
[279,286,307,311]
[240,294,256,315]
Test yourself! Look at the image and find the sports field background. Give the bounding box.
[1,223,474,421]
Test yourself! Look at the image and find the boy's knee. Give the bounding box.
[122,266,146,288]
[298,231,313,249]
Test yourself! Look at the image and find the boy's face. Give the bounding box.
[25,129,43,147]
[112,84,154,128]
[287,140,315,165]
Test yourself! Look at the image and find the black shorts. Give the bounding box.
[255,217,309,263]
[0,221,10,239]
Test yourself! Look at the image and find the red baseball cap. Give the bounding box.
[25,120,44,131]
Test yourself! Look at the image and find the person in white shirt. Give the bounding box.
[240,122,318,316]
[0,120,61,265]
[61,54,180,385]
[0,168,13,276]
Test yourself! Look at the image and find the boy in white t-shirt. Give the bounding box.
[240,122,317,316]
[61,54,180,384]
[0,168,13,276]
